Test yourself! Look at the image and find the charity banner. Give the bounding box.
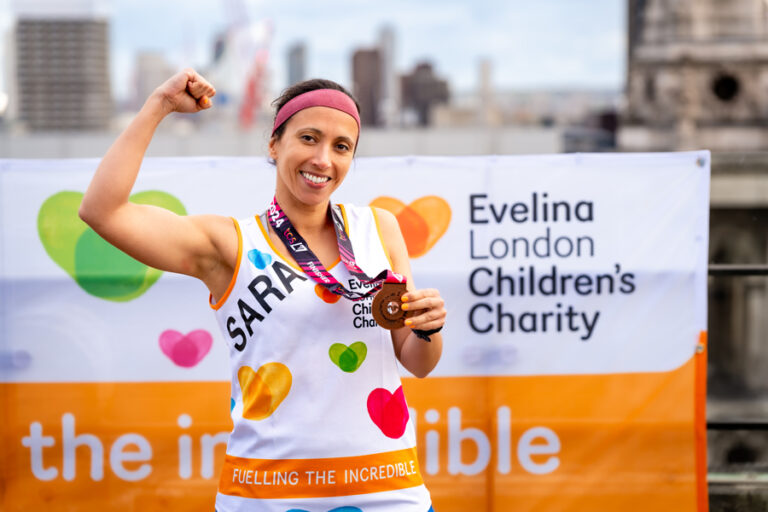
[0,153,710,511]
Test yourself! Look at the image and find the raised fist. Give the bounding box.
[153,68,216,114]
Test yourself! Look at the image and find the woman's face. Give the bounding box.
[269,106,359,208]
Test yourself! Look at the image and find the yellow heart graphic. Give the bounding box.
[237,362,292,420]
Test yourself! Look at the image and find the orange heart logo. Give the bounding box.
[370,196,451,258]
[315,283,341,304]
[237,362,292,420]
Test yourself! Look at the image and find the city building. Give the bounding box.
[13,0,112,131]
[3,20,18,124]
[350,26,403,128]
[477,58,499,127]
[377,25,399,128]
[352,48,382,127]
[400,62,449,127]
[287,42,306,87]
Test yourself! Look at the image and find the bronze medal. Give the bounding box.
[371,281,414,330]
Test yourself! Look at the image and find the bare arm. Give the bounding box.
[79,69,229,281]
[375,208,445,378]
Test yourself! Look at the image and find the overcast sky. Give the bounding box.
[2,0,626,100]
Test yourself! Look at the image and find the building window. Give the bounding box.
[712,73,740,102]
[644,75,656,102]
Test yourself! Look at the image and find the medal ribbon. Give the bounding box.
[267,196,405,301]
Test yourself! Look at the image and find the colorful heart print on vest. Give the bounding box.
[315,283,342,304]
[38,190,187,301]
[248,248,273,269]
[367,385,409,439]
[328,342,367,372]
[238,362,292,420]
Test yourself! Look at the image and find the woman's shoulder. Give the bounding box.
[339,204,400,255]
[338,203,398,240]
[367,206,399,234]
[339,203,396,224]
[196,213,262,233]
[190,213,240,233]
[189,214,240,258]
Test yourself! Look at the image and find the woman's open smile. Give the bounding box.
[270,106,359,206]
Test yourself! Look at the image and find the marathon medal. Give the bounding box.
[267,197,415,329]
[371,279,414,330]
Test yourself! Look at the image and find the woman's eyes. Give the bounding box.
[299,134,350,152]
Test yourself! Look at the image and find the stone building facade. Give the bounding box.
[621,1,768,505]
[622,0,768,151]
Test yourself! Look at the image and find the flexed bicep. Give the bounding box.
[88,204,229,278]
[79,69,228,281]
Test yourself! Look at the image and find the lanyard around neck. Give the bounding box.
[266,196,405,301]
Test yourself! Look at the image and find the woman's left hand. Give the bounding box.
[401,288,446,332]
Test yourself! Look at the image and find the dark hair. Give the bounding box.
[270,78,360,141]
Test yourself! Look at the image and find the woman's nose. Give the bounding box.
[311,144,332,170]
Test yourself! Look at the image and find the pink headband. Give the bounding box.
[271,89,361,137]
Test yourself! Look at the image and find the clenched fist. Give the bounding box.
[152,68,216,115]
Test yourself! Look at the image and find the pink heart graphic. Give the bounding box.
[367,385,409,439]
[158,329,213,368]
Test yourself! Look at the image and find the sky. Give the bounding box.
[1,0,626,102]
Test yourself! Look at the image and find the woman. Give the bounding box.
[80,69,445,511]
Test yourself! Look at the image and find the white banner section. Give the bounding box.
[0,153,710,382]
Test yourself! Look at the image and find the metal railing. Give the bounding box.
[707,264,768,488]
[709,264,768,277]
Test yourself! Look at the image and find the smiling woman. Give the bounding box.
[78,69,445,511]
[268,83,360,221]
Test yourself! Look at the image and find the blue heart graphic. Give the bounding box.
[230,398,235,412]
[248,249,272,269]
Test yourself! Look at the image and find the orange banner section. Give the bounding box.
[218,448,423,499]
[1,353,703,511]
[404,353,702,511]
[2,381,232,512]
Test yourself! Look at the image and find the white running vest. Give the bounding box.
[210,204,432,512]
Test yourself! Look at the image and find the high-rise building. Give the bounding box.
[287,42,306,87]
[352,48,382,127]
[377,25,399,127]
[3,23,19,123]
[400,62,449,126]
[478,58,499,126]
[13,0,112,131]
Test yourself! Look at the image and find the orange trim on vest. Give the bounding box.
[209,217,243,310]
[218,447,424,500]
[338,203,351,237]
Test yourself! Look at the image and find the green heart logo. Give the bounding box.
[38,190,187,302]
[328,342,367,373]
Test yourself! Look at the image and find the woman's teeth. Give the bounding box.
[301,171,331,184]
